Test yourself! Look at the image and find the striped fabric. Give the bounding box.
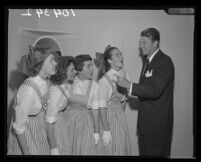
[100,74,132,155]
[7,79,50,155]
[63,80,102,155]
[50,85,71,155]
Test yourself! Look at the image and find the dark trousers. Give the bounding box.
[138,134,172,157]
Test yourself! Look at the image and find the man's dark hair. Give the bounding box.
[141,28,160,43]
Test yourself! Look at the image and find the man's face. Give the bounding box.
[79,60,93,80]
[139,36,157,56]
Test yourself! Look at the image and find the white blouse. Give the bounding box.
[72,76,99,110]
[12,76,49,134]
[98,68,130,108]
[45,83,70,124]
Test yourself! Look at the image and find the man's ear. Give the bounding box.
[153,40,159,48]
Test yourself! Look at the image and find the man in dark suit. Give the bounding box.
[116,28,175,157]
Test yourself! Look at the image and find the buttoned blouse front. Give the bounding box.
[45,83,70,124]
[12,76,49,134]
[98,68,130,108]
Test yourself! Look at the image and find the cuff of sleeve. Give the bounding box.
[13,122,25,134]
[98,100,107,108]
[128,83,133,96]
[90,101,99,109]
[103,131,111,135]
[45,116,57,124]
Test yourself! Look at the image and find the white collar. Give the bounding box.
[74,76,89,85]
[32,75,47,86]
[147,48,159,63]
[107,68,124,82]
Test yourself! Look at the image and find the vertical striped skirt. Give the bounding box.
[100,101,132,155]
[7,109,50,155]
[54,109,71,155]
[64,106,103,155]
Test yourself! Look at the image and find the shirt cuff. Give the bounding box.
[128,82,133,96]
[13,122,25,134]
[98,100,107,108]
[90,101,99,110]
[45,115,57,124]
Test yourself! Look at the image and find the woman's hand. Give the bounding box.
[102,131,112,146]
[51,148,60,155]
[94,133,100,146]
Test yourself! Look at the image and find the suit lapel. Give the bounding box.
[139,50,162,83]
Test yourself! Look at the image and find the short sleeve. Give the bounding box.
[88,81,99,109]
[45,86,62,124]
[13,85,35,134]
[98,78,111,108]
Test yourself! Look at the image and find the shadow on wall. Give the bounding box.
[7,61,28,141]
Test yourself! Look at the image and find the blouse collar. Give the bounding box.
[106,68,124,82]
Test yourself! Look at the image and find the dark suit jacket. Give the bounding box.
[131,49,175,137]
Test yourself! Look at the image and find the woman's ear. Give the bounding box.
[107,58,112,65]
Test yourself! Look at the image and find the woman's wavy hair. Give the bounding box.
[96,45,118,80]
[27,45,58,77]
[74,54,92,72]
[50,56,75,85]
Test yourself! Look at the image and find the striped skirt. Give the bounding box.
[64,106,102,155]
[7,109,50,155]
[100,101,132,155]
[54,109,71,155]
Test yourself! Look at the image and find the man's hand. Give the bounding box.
[116,75,131,90]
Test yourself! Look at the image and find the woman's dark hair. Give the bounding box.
[50,56,75,85]
[74,54,92,72]
[97,46,118,80]
[27,45,58,77]
[141,28,160,46]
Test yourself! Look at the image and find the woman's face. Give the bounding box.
[79,60,94,80]
[42,54,58,76]
[66,62,77,82]
[109,48,124,68]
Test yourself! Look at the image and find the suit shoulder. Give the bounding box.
[160,51,174,66]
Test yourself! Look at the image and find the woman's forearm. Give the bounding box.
[46,123,57,149]
[91,109,99,133]
[16,132,31,155]
[99,108,110,131]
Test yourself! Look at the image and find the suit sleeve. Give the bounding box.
[131,59,174,99]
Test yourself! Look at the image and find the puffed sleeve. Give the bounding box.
[45,86,62,124]
[98,78,110,108]
[125,71,131,81]
[12,85,35,134]
[88,81,99,109]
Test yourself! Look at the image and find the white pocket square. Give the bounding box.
[145,70,153,77]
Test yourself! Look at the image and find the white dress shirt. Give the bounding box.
[13,76,48,134]
[128,48,160,95]
[45,83,70,124]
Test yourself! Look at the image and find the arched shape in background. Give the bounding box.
[32,36,63,56]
